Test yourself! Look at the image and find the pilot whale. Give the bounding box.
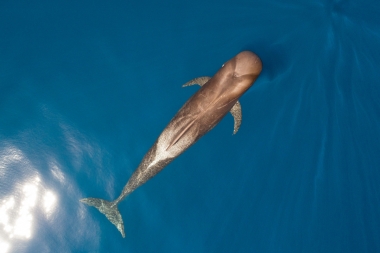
[80,51,262,237]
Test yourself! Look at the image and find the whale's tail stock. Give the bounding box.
[80,198,125,237]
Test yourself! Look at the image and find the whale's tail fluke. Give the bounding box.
[80,198,125,238]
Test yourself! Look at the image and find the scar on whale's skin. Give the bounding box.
[80,51,262,237]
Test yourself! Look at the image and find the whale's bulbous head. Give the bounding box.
[234,51,262,78]
[220,51,262,96]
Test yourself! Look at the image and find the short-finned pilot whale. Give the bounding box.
[80,51,262,237]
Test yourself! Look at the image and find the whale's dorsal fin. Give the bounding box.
[165,117,197,151]
[182,76,242,134]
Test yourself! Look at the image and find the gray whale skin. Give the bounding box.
[80,51,262,237]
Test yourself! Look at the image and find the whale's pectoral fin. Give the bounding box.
[230,101,242,135]
[182,76,211,87]
[80,197,125,238]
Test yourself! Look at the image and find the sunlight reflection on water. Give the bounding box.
[0,177,57,252]
[0,147,58,253]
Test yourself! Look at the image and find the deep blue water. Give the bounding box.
[1,0,380,252]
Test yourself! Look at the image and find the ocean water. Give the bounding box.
[1,0,380,252]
